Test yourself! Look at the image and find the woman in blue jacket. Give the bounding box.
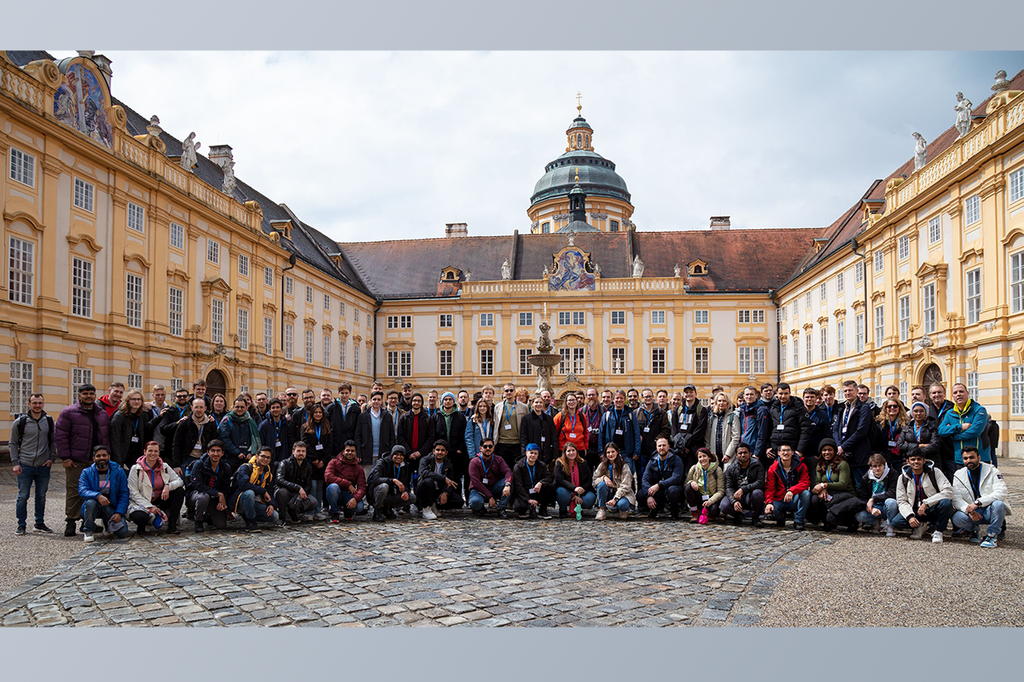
[465,399,493,459]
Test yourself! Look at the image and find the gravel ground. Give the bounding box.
[0,465,82,595]
[760,461,1024,627]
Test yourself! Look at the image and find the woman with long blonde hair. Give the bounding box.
[110,389,151,468]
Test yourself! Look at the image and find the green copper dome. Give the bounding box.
[530,150,631,206]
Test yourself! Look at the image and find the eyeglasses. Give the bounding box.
[286,393,298,397]
[886,405,899,410]
[503,388,514,393]
[481,444,494,449]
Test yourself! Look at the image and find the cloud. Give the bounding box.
[54,50,1023,241]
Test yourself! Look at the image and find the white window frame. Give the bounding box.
[9,147,35,187]
[479,348,494,376]
[339,338,346,369]
[836,271,845,293]
[128,373,143,392]
[168,286,184,337]
[7,236,34,305]
[264,266,274,287]
[820,325,828,362]
[9,361,33,415]
[518,311,533,327]
[966,267,982,325]
[285,276,293,296]
[611,311,625,326]
[1010,251,1023,314]
[211,299,225,344]
[1012,366,1024,416]
[780,341,787,373]
[874,305,884,348]
[323,334,331,368]
[170,222,185,250]
[805,332,812,366]
[928,216,941,246]
[752,309,765,323]
[653,347,668,375]
[73,177,95,213]
[207,239,220,264]
[651,310,666,325]
[855,261,864,284]
[837,319,846,357]
[753,347,765,374]
[518,348,532,376]
[922,283,936,334]
[354,344,360,373]
[898,235,910,260]
[805,291,812,310]
[127,202,146,234]
[611,347,626,375]
[819,283,827,302]
[479,313,494,327]
[324,294,331,311]
[855,313,865,353]
[237,254,250,278]
[738,347,751,374]
[237,308,249,350]
[738,310,751,324]
[339,301,346,318]
[694,310,708,324]
[966,371,978,401]
[284,323,293,358]
[572,311,585,325]
[171,378,184,393]
[305,286,313,304]
[874,250,884,273]
[792,336,799,369]
[439,313,453,328]
[72,257,93,318]
[126,273,144,329]
[898,295,910,342]
[263,315,274,354]
[694,347,708,374]
[305,329,314,364]
[1009,167,1024,204]
[71,367,92,402]
[439,349,453,377]
[964,195,981,226]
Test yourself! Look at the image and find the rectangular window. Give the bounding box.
[752,309,765,323]
[387,315,411,329]
[928,216,941,245]
[964,195,980,226]
[387,351,399,377]
[285,276,293,296]
[874,250,884,272]
[559,348,571,375]
[74,178,95,212]
[792,300,799,319]
[168,287,183,336]
[805,291,812,310]
[874,305,884,348]
[170,222,185,250]
[128,373,143,392]
[572,348,585,375]
[127,202,145,233]
[611,347,626,374]
[323,335,331,367]
[479,313,494,327]
[211,299,225,344]
[305,329,314,364]
[899,295,910,342]
[126,273,144,328]
[72,257,93,318]
[237,308,249,350]
[1010,167,1024,204]
[9,361,32,415]
[558,312,569,325]
[559,348,586,375]
[339,301,345,318]
[8,236,34,305]
[966,371,978,401]
[738,310,751,324]
[753,347,765,374]
[518,348,533,376]
[780,342,787,372]
[693,347,707,374]
[439,349,453,377]
[71,367,92,402]
[855,261,864,283]
[541,222,550,233]
[354,344,360,373]
[820,283,827,302]
[439,313,453,328]
[1012,366,1024,416]
[339,338,346,370]
[305,286,313,304]
[653,347,668,374]
[836,271,845,293]
[738,347,751,374]
[207,239,220,264]
[837,320,846,357]
[805,332,812,366]
[1012,251,1024,314]
[354,309,359,326]
[263,316,273,354]
[792,336,799,369]
[820,325,828,362]
[573,311,585,325]
[898,235,910,260]
[387,315,398,329]
[966,268,982,325]
[611,310,625,325]
[518,311,533,327]
[479,348,494,376]
[9,147,35,186]
[651,310,666,325]
[264,266,274,287]
[694,310,708,324]
[324,294,331,311]
[284,323,293,358]
[237,254,250,278]
[610,220,619,231]
[171,378,184,393]
[855,313,865,353]
[922,283,936,334]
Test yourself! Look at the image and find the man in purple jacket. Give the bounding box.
[55,383,111,536]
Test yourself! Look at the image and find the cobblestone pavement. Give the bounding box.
[0,512,833,627]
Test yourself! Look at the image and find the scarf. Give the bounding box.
[246,455,273,488]
[229,411,261,455]
[868,463,890,496]
[137,455,165,498]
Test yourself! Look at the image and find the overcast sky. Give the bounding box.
[53,51,1023,242]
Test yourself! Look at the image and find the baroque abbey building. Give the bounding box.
[2,51,1024,458]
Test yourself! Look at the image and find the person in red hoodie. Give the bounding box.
[324,440,366,522]
[98,382,124,419]
[764,443,811,530]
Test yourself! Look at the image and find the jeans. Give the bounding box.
[237,490,280,524]
[596,481,630,512]
[887,497,953,532]
[555,487,596,513]
[326,483,364,517]
[770,490,810,523]
[309,479,323,512]
[16,464,51,527]
[855,507,887,526]
[81,499,129,538]
[190,491,228,529]
[720,489,765,519]
[952,501,1007,537]
[468,481,509,511]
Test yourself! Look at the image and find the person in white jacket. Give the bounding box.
[951,446,1010,548]
[127,441,185,535]
[890,447,953,543]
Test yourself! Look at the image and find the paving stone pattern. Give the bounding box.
[0,516,832,627]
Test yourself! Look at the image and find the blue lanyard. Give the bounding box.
[526,463,536,485]
[567,411,577,433]
[702,468,708,492]
[504,402,515,426]
[826,467,834,483]
[825,404,832,422]
[177,405,187,419]
[393,464,402,479]
[913,422,922,441]
[779,404,786,424]
[613,408,623,425]
[315,425,321,442]
[777,464,790,487]
[657,456,666,473]
[133,417,140,435]
[479,455,490,476]
[967,467,981,498]
[888,421,899,440]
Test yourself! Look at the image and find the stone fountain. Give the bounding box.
[527,321,559,395]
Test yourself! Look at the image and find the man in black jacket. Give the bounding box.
[721,443,766,527]
[416,440,462,520]
[432,392,468,498]
[231,446,279,532]
[152,387,191,459]
[519,396,556,463]
[640,437,685,519]
[171,398,218,475]
[187,440,233,533]
[764,383,811,466]
[397,394,433,467]
[636,389,670,475]
[367,445,416,521]
[258,399,294,464]
[355,392,396,464]
[673,384,708,470]
[274,441,317,523]
[289,389,317,431]
[328,383,360,448]
[511,444,553,519]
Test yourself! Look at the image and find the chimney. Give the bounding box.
[92,54,113,90]
[445,222,468,238]
[710,216,731,230]
[209,144,234,169]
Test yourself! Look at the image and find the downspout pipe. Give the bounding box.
[372,299,382,383]
[769,288,780,385]
[851,238,869,355]
[281,253,297,352]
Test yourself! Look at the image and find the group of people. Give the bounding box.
[8,376,1010,547]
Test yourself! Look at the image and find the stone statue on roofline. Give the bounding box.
[542,265,550,279]
[501,258,511,280]
[954,92,973,139]
[631,255,644,278]
[912,132,927,171]
[221,158,236,195]
[992,70,1010,93]
[181,132,200,171]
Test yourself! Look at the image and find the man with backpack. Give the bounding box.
[10,393,56,535]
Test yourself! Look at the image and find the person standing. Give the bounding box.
[147,385,169,420]
[258,398,294,464]
[153,387,191,461]
[599,390,642,479]
[705,392,740,467]
[582,389,604,469]
[328,383,360,447]
[636,389,670,476]
[554,393,589,454]
[356,391,396,465]
[520,396,557,464]
[802,388,831,462]
[432,392,468,500]
[927,383,954,423]
[396,393,433,467]
[673,385,709,470]
[736,387,766,463]
[833,380,873,493]
[876,399,909,468]
[218,396,262,473]
[465,399,493,459]
[55,383,111,537]
[98,382,124,419]
[109,390,152,470]
[10,393,55,534]
[171,397,218,477]
[938,383,990,472]
[764,383,811,468]
[494,384,528,471]
[301,404,331,517]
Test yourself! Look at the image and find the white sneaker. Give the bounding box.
[596,509,607,521]
[94,518,105,532]
[83,532,95,543]
[909,525,926,540]
[931,530,943,543]
[421,505,437,521]
[885,523,895,538]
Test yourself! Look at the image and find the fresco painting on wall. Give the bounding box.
[549,247,596,291]
[54,64,113,148]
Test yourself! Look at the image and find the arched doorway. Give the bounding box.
[206,369,228,399]
[920,363,942,389]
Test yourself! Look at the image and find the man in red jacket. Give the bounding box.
[97,382,124,419]
[325,440,366,522]
[764,443,811,530]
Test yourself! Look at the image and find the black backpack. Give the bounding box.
[15,413,54,450]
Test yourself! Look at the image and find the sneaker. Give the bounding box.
[421,506,438,521]
[16,526,26,535]
[83,532,95,543]
[647,508,658,519]
[931,530,943,543]
[498,509,509,519]
[538,507,552,520]
[951,527,967,538]
[372,509,384,522]
[596,509,607,521]
[885,523,895,538]
[313,512,327,522]
[558,509,569,519]
[793,522,805,531]
[194,520,205,534]
[969,530,982,544]
[34,523,53,533]
[619,510,629,520]
[670,507,680,520]
[909,525,926,540]
[330,513,340,524]
[64,520,77,537]
[244,521,261,533]
[980,535,998,549]
[384,507,397,520]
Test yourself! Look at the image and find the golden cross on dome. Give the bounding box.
[576,91,582,115]
[574,166,579,183]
